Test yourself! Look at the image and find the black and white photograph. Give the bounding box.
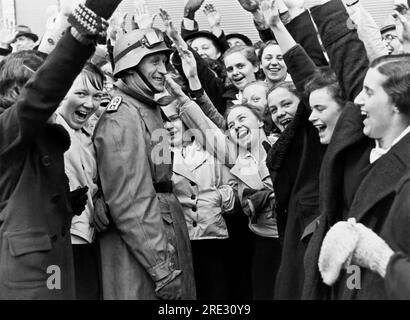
[0,0,409,309]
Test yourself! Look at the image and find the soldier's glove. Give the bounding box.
[318,218,359,285]
[70,186,89,216]
[155,270,183,300]
[351,223,394,278]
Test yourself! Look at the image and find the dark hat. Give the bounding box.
[12,25,39,43]
[183,30,224,53]
[380,16,396,35]
[226,33,253,47]
[0,46,11,56]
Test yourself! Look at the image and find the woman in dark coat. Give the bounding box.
[0,0,121,299]
[299,0,410,300]
[261,0,372,299]
[261,1,327,300]
[317,53,410,300]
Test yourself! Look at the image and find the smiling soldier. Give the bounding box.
[93,28,196,300]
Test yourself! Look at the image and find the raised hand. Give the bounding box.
[393,8,410,52]
[0,19,16,46]
[184,0,206,15]
[165,75,190,106]
[261,0,281,28]
[237,0,261,13]
[108,11,127,42]
[204,3,222,30]
[132,0,157,29]
[159,8,188,50]
[60,0,85,17]
[180,47,199,80]
[394,0,409,7]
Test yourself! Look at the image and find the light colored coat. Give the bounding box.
[179,100,278,238]
[55,113,97,243]
[93,82,196,300]
[172,141,236,240]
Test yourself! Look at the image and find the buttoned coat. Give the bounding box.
[172,143,236,240]
[93,81,196,300]
[0,32,95,299]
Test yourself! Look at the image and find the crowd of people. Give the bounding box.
[0,0,410,300]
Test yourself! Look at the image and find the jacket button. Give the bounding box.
[191,195,196,200]
[42,155,51,167]
[50,234,58,242]
[190,181,196,186]
[192,221,197,227]
[192,206,197,212]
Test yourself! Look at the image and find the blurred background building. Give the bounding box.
[0,0,395,42]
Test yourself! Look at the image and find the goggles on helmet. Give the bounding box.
[114,29,166,64]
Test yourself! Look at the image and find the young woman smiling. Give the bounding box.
[318,53,410,300]
[54,62,106,300]
[167,46,282,299]
[258,40,289,89]
[162,99,236,300]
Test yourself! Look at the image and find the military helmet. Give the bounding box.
[113,28,172,78]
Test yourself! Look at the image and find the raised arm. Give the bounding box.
[165,75,237,169]
[180,0,206,40]
[178,46,227,129]
[160,8,227,113]
[203,3,230,52]
[37,0,84,54]
[343,0,389,62]
[261,0,318,96]
[394,6,410,54]
[283,5,329,67]
[310,0,369,101]
[1,26,95,154]
[0,0,122,153]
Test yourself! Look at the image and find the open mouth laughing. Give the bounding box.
[237,127,249,140]
[74,110,90,122]
[279,118,293,128]
[314,123,327,135]
[268,66,281,74]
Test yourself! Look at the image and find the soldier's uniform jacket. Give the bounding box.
[0,32,95,299]
[93,80,196,300]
